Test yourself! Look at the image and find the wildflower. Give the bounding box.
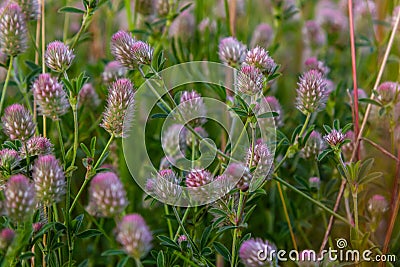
[32,222,43,233]
[0,3,28,56]
[295,69,329,115]
[236,64,264,95]
[302,131,325,159]
[78,83,101,109]
[316,1,348,34]
[1,104,35,141]
[45,41,75,72]
[245,47,276,75]
[218,37,246,67]
[0,228,14,250]
[13,0,40,21]
[32,73,70,120]
[239,238,277,267]
[130,41,153,65]
[250,23,273,49]
[102,61,127,85]
[324,129,345,147]
[376,81,399,105]
[146,169,181,201]
[116,214,153,259]
[32,155,65,206]
[175,91,207,126]
[177,235,187,244]
[304,57,329,76]
[225,163,252,191]
[110,31,137,69]
[246,142,273,180]
[186,169,213,188]
[169,10,195,41]
[368,195,388,214]
[101,78,135,138]
[20,136,53,156]
[5,174,36,222]
[88,172,128,218]
[265,96,284,127]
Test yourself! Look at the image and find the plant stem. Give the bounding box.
[124,0,133,31]
[0,56,13,115]
[70,102,79,168]
[56,120,66,165]
[231,191,244,267]
[164,205,173,239]
[273,175,350,225]
[134,258,143,267]
[69,134,114,214]
[231,118,249,155]
[173,208,190,240]
[173,251,201,267]
[277,182,298,250]
[352,187,359,247]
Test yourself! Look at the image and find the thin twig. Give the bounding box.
[361,137,399,162]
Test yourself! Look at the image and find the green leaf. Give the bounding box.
[58,6,85,14]
[151,113,168,119]
[117,256,130,267]
[257,111,279,119]
[216,225,237,234]
[157,235,180,251]
[71,214,84,234]
[358,98,382,107]
[323,124,332,133]
[157,250,165,267]
[358,158,374,181]
[213,242,231,261]
[101,249,126,256]
[318,149,332,161]
[290,124,303,144]
[200,225,212,249]
[80,143,91,157]
[90,136,97,157]
[76,229,102,239]
[19,252,35,261]
[342,123,353,134]
[96,151,110,168]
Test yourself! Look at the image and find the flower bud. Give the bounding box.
[101,78,135,138]
[236,64,264,95]
[130,41,153,65]
[0,3,28,56]
[0,148,20,173]
[32,73,70,120]
[13,0,40,21]
[302,20,326,48]
[0,228,14,250]
[33,155,65,206]
[377,81,399,105]
[186,169,213,188]
[309,177,321,189]
[368,194,388,214]
[304,57,329,76]
[324,129,345,147]
[88,172,128,217]
[147,169,182,202]
[1,104,35,141]
[175,91,207,126]
[246,142,273,180]
[239,238,277,267]
[245,47,276,75]
[5,174,36,222]
[296,70,329,115]
[20,136,53,156]
[111,31,137,69]
[169,10,195,42]
[116,214,152,259]
[45,41,75,72]
[218,37,246,67]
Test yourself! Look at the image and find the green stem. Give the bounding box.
[70,8,93,50]
[164,205,174,239]
[352,187,359,246]
[273,175,350,225]
[173,208,190,240]
[134,258,143,267]
[0,56,13,115]
[231,191,244,267]
[173,251,201,267]
[69,134,114,214]
[70,101,79,168]
[56,120,66,165]
[124,0,134,31]
[172,206,199,254]
[277,182,298,250]
[231,119,249,155]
